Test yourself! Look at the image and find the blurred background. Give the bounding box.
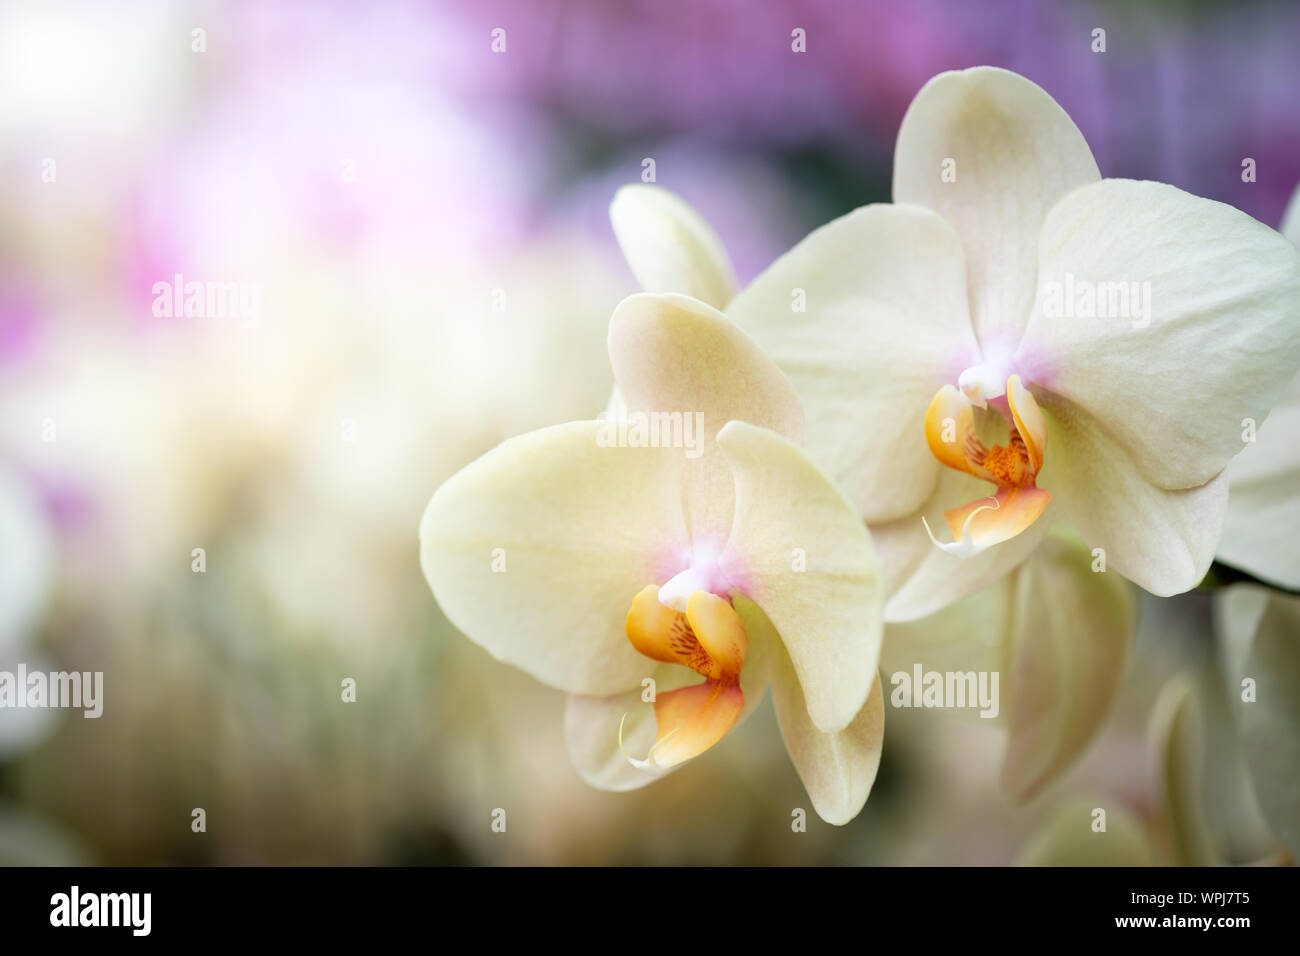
[0,0,1296,864]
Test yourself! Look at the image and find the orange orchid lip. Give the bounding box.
[921,373,1050,556]
[622,585,748,768]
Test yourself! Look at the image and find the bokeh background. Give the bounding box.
[0,0,1295,864]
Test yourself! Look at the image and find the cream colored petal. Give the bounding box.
[1020,179,1300,491]
[608,293,803,550]
[893,66,1099,346]
[880,581,1010,715]
[1215,586,1300,857]
[772,641,884,827]
[1037,395,1227,596]
[1281,181,1300,244]
[1006,374,1046,473]
[609,184,737,309]
[716,421,881,734]
[728,203,976,523]
[884,532,1133,798]
[1149,675,1217,866]
[1218,369,1300,589]
[874,466,1046,622]
[934,485,1051,556]
[924,384,990,480]
[1001,536,1136,803]
[1214,585,1270,706]
[563,663,692,792]
[420,421,688,696]
[1015,798,1154,866]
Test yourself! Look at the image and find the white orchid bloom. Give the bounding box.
[420,293,885,824]
[717,67,1300,619]
[1217,183,1300,590]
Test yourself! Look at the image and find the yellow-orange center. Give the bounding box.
[623,585,748,768]
[921,373,1051,554]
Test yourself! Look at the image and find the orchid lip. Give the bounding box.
[618,713,679,771]
[921,497,1000,557]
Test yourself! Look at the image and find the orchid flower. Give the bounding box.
[1217,182,1300,590]
[420,293,885,824]
[624,68,1300,620]
[609,175,1140,803]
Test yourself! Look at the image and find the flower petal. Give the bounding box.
[1148,675,1217,866]
[1215,586,1300,857]
[716,421,882,733]
[880,574,1011,692]
[1006,375,1046,474]
[874,467,1047,622]
[728,203,976,523]
[894,67,1099,347]
[1037,395,1227,596]
[686,590,747,676]
[420,421,688,696]
[1015,799,1154,866]
[1282,182,1300,244]
[1001,536,1135,802]
[884,532,1133,798]
[563,663,692,792]
[1218,370,1300,589]
[608,293,803,550]
[772,642,884,826]
[649,679,744,768]
[1019,178,1300,491]
[924,384,990,480]
[937,485,1051,555]
[624,585,685,665]
[609,184,737,309]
